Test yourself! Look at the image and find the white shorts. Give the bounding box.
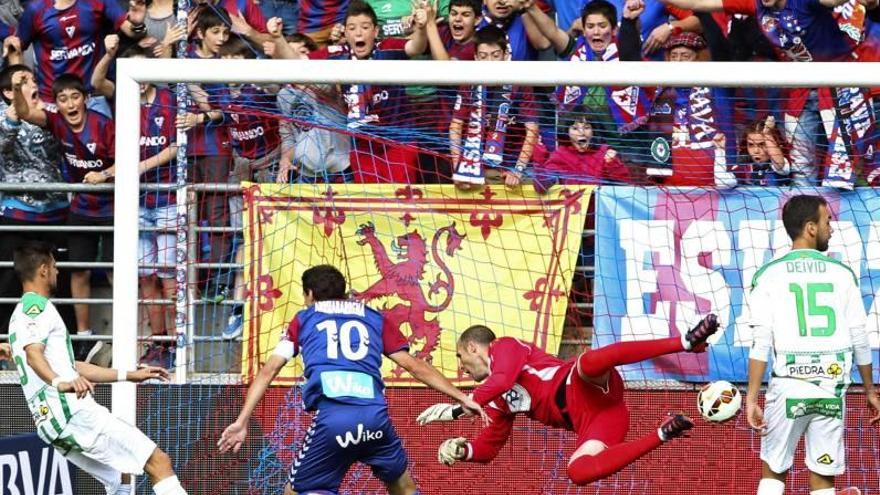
[56,405,157,493]
[760,379,845,476]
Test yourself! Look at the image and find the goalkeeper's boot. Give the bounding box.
[683,314,719,352]
[658,413,693,442]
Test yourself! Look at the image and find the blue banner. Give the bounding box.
[594,187,880,383]
[0,433,77,495]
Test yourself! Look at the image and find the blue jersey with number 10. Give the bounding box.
[286,300,409,411]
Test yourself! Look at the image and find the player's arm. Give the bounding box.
[449,117,463,168]
[847,280,880,423]
[522,1,571,55]
[75,361,169,383]
[12,72,45,127]
[220,318,297,453]
[24,343,94,398]
[439,404,513,465]
[516,121,539,170]
[472,339,530,406]
[520,4,552,51]
[745,282,772,433]
[218,354,288,453]
[230,9,273,46]
[389,350,484,418]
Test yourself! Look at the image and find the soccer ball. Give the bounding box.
[697,380,742,423]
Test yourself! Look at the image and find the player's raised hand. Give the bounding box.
[127,365,170,383]
[417,403,460,425]
[746,400,766,435]
[59,376,95,399]
[867,390,880,425]
[218,421,248,453]
[437,437,467,465]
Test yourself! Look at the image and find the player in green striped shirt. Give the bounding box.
[9,241,188,495]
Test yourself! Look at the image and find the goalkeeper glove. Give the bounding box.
[417,403,463,425]
[438,437,467,466]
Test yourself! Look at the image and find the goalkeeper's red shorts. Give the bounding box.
[566,367,629,448]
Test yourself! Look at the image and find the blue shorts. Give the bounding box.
[290,403,409,494]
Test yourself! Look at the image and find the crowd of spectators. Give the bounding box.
[0,0,878,367]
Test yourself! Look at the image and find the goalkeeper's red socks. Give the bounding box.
[577,337,683,378]
[566,433,662,485]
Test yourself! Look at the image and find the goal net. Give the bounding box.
[110,58,880,495]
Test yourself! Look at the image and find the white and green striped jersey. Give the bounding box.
[9,292,97,444]
[747,249,871,406]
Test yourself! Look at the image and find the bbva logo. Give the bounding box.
[0,446,75,495]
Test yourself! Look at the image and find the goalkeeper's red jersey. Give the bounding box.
[467,337,574,460]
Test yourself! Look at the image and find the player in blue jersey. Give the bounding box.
[219,264,485,495]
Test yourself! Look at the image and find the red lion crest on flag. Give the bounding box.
[352,221,466,360]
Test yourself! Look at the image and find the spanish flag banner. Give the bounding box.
[241,183,592,385]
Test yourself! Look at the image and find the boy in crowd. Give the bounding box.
[0,64,71,342]
[177,7,233,297]
[478,0,548,61]
[432,0,479,60]
[273,34,353,184]
[13,73,116,363]
[449,25,539,188]
[523,0,648,161]
[268,1,431,183]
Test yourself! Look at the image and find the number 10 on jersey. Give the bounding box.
[316,319,371,360]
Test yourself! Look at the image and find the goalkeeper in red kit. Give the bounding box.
[417,314,720,485]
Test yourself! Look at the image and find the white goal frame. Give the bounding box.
[112,57,880,425]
